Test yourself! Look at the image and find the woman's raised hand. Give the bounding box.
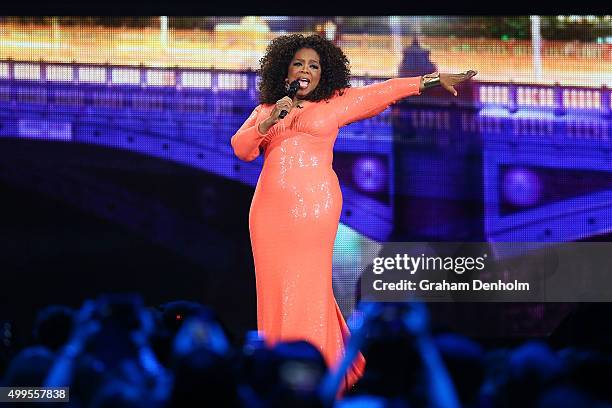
[270,96,296,122]
[258,95,296,134]
[440,70,478,96]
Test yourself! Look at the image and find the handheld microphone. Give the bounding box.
[279,80,300,119]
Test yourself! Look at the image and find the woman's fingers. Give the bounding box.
[278,96,293,111]
[271,96,294,120]
[457,71,477,83]
[439,74,458,96]
[445,84,458,96]
[465,70,478,79]
[279,96,293,105]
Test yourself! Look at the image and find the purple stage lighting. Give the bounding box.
[503,167,542,207]
[352,157,387,193]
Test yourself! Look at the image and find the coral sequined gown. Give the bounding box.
[231,77,421,389]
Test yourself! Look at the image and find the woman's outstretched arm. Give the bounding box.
[333,76,422,128]
[333,70,477,128]
[230,104,268,162]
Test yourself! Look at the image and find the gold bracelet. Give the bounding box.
[422,72,441,89]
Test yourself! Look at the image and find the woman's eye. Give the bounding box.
[310,65,319,69]
[293,62,302,66]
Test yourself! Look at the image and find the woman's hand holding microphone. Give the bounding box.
[258,80,300,135]
[258,95,296,134]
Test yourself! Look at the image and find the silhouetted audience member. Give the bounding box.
[2,346,54,387]
[434,333,484,408]
[489,341,565,408]
[43,294,171,407]
[32,305,75,352]
[333,302,460,408]
[168,314,239,407]
[157,300,212,334]
[170,347,241,407]
[270,340,327,408]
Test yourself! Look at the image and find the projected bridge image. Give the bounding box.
[1,17,611,356]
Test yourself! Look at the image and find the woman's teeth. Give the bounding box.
[298,79,309,89]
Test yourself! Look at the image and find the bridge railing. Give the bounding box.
[1,59,611,119]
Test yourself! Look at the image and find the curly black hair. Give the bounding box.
[257,34,351,104]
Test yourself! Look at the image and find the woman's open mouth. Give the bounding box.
[298,78,310,89]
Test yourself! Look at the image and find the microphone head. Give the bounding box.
[287,80,300,97]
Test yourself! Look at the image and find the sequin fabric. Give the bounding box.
[230,77,421,392]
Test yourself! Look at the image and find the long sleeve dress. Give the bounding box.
[230,77,422,391]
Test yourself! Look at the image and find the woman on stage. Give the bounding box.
[231,33,476,392]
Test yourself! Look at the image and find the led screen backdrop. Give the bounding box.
[0,16,610,338]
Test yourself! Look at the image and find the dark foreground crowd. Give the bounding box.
[2,295,612,408]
